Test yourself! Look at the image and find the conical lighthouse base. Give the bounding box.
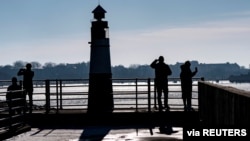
[87,73,114,113]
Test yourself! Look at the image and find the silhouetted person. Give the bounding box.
[6,77,23,115]
[151,56,172,112]
[180,61,198,111]
[18,63,34,113]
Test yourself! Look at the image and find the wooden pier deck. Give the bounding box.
[0,108,199,140]
[26,108,199,128]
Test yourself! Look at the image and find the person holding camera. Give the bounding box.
[17,63,34,113]
[150,56,172,112]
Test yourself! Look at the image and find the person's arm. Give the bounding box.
[17,68,25,76]
[191,67,198,77]
[150,59,158,68]
[31,71,34,78]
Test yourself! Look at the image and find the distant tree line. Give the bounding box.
[0,60,248,81]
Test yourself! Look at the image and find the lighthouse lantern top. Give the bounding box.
[92,5,106,20]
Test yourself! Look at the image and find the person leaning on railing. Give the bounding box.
[6,77,25,115]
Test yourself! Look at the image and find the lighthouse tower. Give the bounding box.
[88,5,114,113]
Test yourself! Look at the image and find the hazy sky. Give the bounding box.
[1,0,250,68]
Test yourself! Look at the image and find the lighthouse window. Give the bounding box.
[105,28,109,38]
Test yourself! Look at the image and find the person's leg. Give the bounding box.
[21,92,26,114]
[186,88,192,111]
[183,97,187,111]
[23,90,28,113]
[181,86,187,111]
[28,91,33,113]
[187,95,192,111]
[157,86,163,112]
[163,86,169,110]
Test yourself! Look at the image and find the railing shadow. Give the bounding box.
[79,126,111,141]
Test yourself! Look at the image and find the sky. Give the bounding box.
[0,0,250,68]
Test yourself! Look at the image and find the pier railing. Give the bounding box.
[0,89,27,134]
[198,81,250,126]
[0,78,200,113]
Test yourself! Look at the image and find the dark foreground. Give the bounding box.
[1,109,199,140]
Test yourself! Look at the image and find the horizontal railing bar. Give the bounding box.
[50,105,86,107]
[50,93,89,95]
[50,98,87,101]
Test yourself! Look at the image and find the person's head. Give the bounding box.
[26,63,32,70]
[158,56,164,63]
[184,61,191,67]
[11,77,17,84]
[180,64,185,70]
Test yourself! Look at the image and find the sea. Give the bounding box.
[209,80,250,92]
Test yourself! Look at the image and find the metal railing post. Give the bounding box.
[147,78,151,113]
[135,78,138,112]
[60,80,63,109]
[45,80,50,113]
[56,80,59,112]
[8,92,13,130]
[153,78,157,109]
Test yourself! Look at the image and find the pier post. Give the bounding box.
[148,78,151,113]
[45,80,50,113]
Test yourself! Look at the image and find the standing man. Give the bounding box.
[151,56,172,112]
[18,63,34,113]
[180,61,198,111]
